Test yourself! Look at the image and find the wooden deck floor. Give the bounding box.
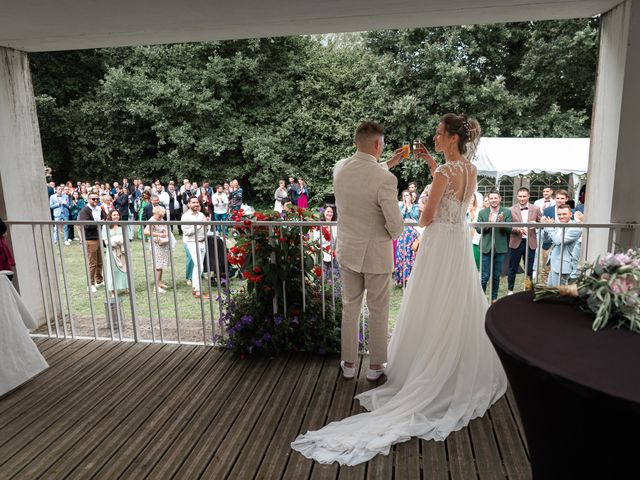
[0,338,531,479]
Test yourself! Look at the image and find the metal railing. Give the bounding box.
[4,218,638,349]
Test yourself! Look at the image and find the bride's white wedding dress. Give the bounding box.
[291,160,507,466]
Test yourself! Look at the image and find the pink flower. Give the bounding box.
[610,276,636,294]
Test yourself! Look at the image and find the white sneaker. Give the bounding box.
[366,365,386,381]
[95,282,105,289]
[507,290,514,296]
[88,285,98,293]
[64,240,71,246]
[340,361,356,379]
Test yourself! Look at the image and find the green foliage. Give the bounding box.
[31,19,598,199]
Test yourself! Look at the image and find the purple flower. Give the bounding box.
[292,316,300,325]
[274,315,283,326]
[212,333,219,343]
[262,332,271,341]
[255,339,263,348]
[226,340,235,349]
[241,314,253,325]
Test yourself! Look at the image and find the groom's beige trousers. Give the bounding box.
[340,265,391,366]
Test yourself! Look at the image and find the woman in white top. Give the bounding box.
[274,179,289,213]
[144,206,170,293]
[212,184,229,234]
[466,191,484,269]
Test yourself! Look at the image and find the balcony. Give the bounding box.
[0,338,531,479]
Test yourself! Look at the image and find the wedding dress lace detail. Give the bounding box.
[291,159,507,466]
[432,161,475,225]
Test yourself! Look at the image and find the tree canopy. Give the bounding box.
[31,18,599,205]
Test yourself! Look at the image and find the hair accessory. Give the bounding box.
[462,120,471,139]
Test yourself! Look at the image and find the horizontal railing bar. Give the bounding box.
[4,219,638,229]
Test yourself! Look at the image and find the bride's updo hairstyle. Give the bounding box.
[441,113,482,160]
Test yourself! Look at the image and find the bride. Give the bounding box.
[291,113,507,466]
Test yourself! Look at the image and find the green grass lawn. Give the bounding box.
[45,231,527,345]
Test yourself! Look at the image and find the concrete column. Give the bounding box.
[0,47,52,326]
[585,0,640,257]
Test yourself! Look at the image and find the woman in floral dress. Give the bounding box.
[394,190,420,286]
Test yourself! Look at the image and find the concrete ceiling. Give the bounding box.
[0,0,621,52]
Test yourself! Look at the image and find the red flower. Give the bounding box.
[253,266,262,274]
[279,237,286,243]
[313,266,322,277]
[255,212,266,221]
[322,226,331,241]
[244,219,252,226]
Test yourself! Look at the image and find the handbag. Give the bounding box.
[156,236,169,246]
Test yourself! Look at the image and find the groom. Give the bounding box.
[334,121,404,380]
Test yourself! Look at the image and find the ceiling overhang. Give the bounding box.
[0,0,622,52]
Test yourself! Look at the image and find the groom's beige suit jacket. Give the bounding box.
[334,151,404,274]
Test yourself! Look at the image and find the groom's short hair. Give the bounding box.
[355,121,384,145]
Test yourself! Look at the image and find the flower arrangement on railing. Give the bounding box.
[221,207,342,356]
[534,248,640,332]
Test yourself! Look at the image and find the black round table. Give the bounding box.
[486,292,640,480]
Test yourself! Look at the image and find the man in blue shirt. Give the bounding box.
[49,185,71,245]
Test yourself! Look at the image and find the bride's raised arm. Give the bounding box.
[419,169,447,228]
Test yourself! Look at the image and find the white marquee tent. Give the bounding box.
[475,137,590,179]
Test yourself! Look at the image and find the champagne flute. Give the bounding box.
[412,139,422,159]
[402,142,410,159]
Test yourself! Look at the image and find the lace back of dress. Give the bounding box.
[434,161,476,225]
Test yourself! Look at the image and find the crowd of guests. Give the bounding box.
[46,175,585,303]
[389,181,587,299]
[47,177,246,298]
[46,176,337,301]
[273,176,310,212]
[471,185,586,302]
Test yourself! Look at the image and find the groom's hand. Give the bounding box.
[385,148,405,170]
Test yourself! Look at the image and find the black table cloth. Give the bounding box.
[486,292,640,479]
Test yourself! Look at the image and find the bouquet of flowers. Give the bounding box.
[534,248,640,333]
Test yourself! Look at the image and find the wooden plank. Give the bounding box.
[421,439,448,480]
[0,340,114,417]
[143,357,268,479]
[198,356,291,478]
[116,351,252,479]
[283,357,340,480]
[5,343,179,478]
[366,369,392,480]
[167,357,273,478]
[469,414,506,479]
[228,354,308,480]
[43,346,206,479]
[0,341,127,433]
[253,355,324,480]
[394,437,421,480]
[91,347,228,479]
[310,356,363,480]
[0,342,153,473]
[447,428,477,480]
[338,355,370,480]
[0,340,98,413]
[37,339,82,361]
[489,398,531,480]
[32,337,58,353]
[506,388,529,454]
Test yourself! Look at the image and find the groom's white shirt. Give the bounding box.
[334,150,404,274]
